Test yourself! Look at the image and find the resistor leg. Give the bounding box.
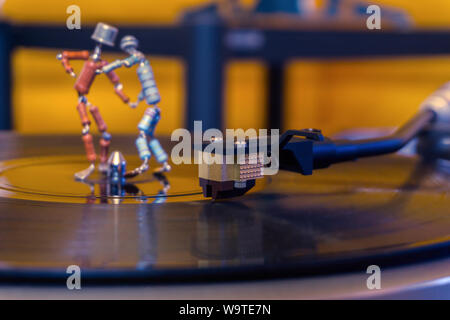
[142,106,170,173]
[82,133,96,162]
[125,106,170,177]
[77,102,90,126]
[99,133,111,170]
[136,132,151,160]
[89,104,107,132]
[138,106,160,137]
[125,107,159,178]
[148,138,170,173]
[124,131,150,178]
[89,104,111,173]
[75,99,96,180]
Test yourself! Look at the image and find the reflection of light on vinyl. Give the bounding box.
[0,155,205,203]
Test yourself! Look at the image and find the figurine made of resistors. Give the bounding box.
[56,23,131,180]
[100,35,171,178]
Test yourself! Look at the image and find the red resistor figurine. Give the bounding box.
[56,22,131,180]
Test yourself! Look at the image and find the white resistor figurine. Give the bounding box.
[100,35,171,178]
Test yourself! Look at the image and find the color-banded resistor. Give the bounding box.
[149,139,168,163]
[137,60,161,105]
[82,134,96,162]
[138,107,160,135]
[136,135,151,160]
[74,60,98,95]
[89,105,108,132]
[102,59,124,74]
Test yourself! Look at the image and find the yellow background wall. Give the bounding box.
[3,0,450,135]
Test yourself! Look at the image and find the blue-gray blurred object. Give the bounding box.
[255,0,306,14]
[255,0,411,27]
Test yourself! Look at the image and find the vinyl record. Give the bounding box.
[0,135,449,283]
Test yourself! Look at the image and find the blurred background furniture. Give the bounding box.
[1,0,450,135]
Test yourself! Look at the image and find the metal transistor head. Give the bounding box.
[120,35,139,52]
[91,22,119,47]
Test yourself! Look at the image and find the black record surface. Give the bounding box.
[0,134,449,283]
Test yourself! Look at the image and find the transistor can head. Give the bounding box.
[120,35,139,51]
[91,23,118,47]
